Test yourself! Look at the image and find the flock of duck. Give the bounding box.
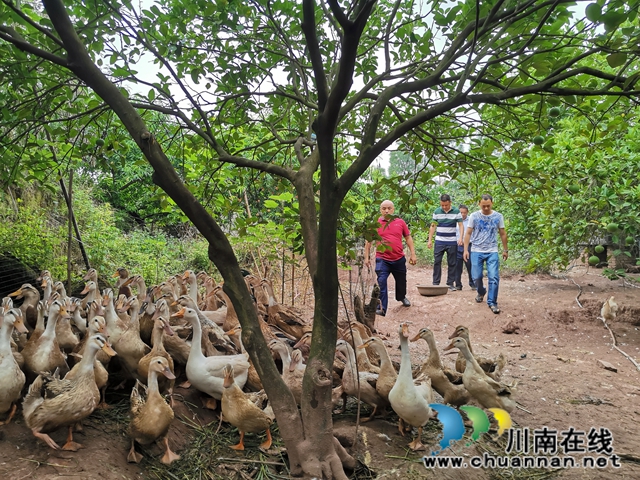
[0,267,518,465]
[337,322,516,451]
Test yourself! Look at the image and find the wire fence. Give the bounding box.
[0,188,373,318]
[0,254,40,300]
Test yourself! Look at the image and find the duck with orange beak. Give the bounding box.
[221,363,272,451]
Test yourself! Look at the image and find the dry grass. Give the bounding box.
[144,417,290,480]
[90,392,391,479]
[473,436,562,480]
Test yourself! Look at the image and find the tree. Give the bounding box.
[462,92,639,272]
[2,0,639,477]
[388,151,419,178]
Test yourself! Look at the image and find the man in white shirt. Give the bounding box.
[463,195,508,314]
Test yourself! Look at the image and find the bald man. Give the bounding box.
[364,200,417,316]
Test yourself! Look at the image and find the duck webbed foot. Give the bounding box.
[32,430,61,450]
[160,436,181,464]
[62,425,84,451]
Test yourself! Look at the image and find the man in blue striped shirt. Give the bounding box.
[427,194,464,290]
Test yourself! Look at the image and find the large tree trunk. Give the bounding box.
[297,137,351,478]
[39,1,354,477]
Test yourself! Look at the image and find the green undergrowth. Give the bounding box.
[0,184,220,282]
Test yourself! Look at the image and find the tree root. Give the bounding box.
[333,436,357,470]
[598,316,640,372]
[310,362,332,387]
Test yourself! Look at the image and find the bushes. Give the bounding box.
[0,183,211,283]
[0,188,67,278]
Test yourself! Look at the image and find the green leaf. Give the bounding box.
[602,10,626,31]
[585,3,602,22]
[606,52,627,68]
[269,192,293,202]
[263,200,278,208]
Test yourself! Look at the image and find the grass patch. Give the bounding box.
[473,435,562,480]
[143,415,291,480]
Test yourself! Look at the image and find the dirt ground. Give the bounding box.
[1,264,639,479]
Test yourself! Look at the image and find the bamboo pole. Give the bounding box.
[243,189,264,275]
[302,264,310,305]
[59,178,90,270]
[66,170,73,292]
[291,251,295,306]
[349,267,353,312]
[281,244,285,304]
[42,123,90,271]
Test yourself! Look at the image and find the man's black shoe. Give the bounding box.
[448,285,457,291]
[376,308,386,316]
[401,298,411,307]
[475,293,484,303]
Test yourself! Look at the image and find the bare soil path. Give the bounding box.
[348,264,640,479]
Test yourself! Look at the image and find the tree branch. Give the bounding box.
[383,0,403,71]
[301,0,329,110]
[339,94,468,195]
[218,155,295,181]
[2,0,64,47]
[319,0,343,43]
[323,0,376,132]
[39,0,306,454]
[0,26,68,67]
[327,0,352,29]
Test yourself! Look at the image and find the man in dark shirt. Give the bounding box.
[427,194,463,290]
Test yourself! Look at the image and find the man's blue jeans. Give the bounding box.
[470,252,500,306]
[375,257,407,313]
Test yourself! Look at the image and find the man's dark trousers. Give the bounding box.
[455,244,475,289]
[375,257,407,313]
[433,243,457,286]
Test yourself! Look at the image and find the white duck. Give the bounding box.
[83,268,98,284]
[171,307,249,409]
[41,275,53,303]
[388,323,434,451]
[101,289,127,345]
[182,270,200,304]
[69,298,87,335]
[0,309,28,425]
[80,280,99,311]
